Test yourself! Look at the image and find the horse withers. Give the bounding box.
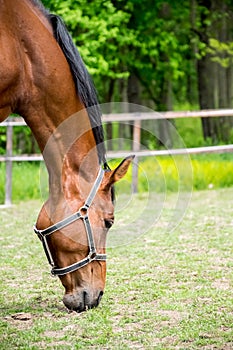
[0,0,133,312]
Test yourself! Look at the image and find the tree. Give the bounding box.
[42,0,133,102]
[194,0,233,142]
[121,0,192,147]
[42,0,233,146]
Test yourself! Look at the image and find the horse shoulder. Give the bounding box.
[0,29,22,120]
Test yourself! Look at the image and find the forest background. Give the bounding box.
[40,0,233,147]
[1,0,233,152]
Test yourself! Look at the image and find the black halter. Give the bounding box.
[33,168,106,276]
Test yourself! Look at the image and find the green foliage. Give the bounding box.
[41,0,193,105]
[0,122,39,156]
[0,127,6,154]
[43,0,132,79]
[208,38,233,68]
[120,0,191,107]
[174,117,204,148]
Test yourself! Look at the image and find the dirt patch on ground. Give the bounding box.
[156,309,187,325]
[4,313,34,330]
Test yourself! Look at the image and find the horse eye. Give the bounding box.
[104,219,114,229]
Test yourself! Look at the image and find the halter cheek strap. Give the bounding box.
[33,168,106,276]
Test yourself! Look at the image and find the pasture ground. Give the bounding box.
[0,188,233,349]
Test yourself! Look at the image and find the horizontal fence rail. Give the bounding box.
[2,108,233,127]
[102,109,233,122]
[107,144,233,158]
[1,109,233,205]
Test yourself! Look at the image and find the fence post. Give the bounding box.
[5,121,13,206]
[132,118,141,193]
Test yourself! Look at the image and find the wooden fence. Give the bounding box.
[1,109,233,205]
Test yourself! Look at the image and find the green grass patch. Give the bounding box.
[109,153,233,193]
[0,162,42,204]
[1,154,233,204]
[0,189,233,349]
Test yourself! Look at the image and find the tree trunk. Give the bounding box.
[196,0,220,141]
[197,54,218,140]
[105,79,115,150]
[188,0,198,105]
[216,1,233,142]
[197,0,233,143]
[127,73,140,145]
[118,77,130,149]
[157,77,173,147]
[156,3,174,148]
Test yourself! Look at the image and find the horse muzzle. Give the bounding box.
[63,289,104,312]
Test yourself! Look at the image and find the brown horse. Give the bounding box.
[0,0,133,312]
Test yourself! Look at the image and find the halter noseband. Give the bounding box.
[33,168,106,276]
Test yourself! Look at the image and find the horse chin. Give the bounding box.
[63,289,104,313]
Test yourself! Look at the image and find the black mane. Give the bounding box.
[30,0,107,166]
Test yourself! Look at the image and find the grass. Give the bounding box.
[0,162,42,203]
[1,153,233,204]
[0,188,233,349]
[109,153,233,193]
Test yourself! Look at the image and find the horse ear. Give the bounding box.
[110,155,134,184]
[103,155,135,189]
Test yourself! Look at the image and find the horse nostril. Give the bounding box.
[98,291,104,304]
[83,290,88,310]
[63,290,104,312]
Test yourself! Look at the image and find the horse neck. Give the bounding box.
[41,111,100,202]
[12,0,100,200]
